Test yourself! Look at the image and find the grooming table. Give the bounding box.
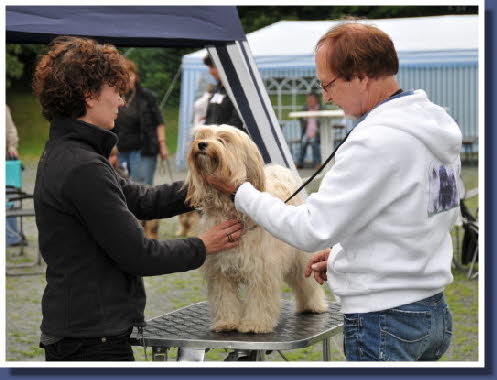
[130,300,343,361]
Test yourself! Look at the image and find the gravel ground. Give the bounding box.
[5,158,478,362]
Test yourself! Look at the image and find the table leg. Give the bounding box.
[177,347,206,361]
[152,346,168,361]
[322,338,331,361]
[255,350,265,361]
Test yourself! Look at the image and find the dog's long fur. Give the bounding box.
[186,125,327,333]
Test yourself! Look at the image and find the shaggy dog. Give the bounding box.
[186,124,327,334]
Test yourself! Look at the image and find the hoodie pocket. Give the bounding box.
[326,270,371,295]
[327,248,371,295]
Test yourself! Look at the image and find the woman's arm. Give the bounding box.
[156,123,168,160]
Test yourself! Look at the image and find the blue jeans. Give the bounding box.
[299,135,321,166]
[344,292,452,361]
[118,151,141,182]
[137,154,158,185]
[6,216,21,246]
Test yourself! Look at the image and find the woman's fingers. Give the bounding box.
[223,222,244,236]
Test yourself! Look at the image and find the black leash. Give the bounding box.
[284,89,403,205]
[284,129,352,204]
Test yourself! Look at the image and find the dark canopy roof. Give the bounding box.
[6,6,246,47]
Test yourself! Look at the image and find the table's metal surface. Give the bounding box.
[130,300,343,350]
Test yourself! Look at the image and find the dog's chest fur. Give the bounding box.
[201,208,272,280]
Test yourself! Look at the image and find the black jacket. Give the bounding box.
[114,85,164,155]
[205,84,244,131]
[34,117,206,338]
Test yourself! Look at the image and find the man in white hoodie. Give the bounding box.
[206,21,462,361]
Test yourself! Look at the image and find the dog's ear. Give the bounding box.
[244,139,266,192]
[184,170,197,207]
[185,129,203,207]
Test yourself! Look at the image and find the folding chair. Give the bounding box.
[459,199,478,280]
[6,185,30,253]
[6,179,44,276]
[452,186,478,280]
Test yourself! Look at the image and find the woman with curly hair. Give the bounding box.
[33,36,243,361]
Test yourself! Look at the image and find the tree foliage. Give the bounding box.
[6,45,23,88]
[119,46,196,107]
[237,5,477,33]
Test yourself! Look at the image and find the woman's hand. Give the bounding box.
[204,175,237,196]
[159,140,168,160]
[199,219,245,255]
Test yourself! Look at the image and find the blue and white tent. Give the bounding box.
[178,14,479,170]
[7,5,295,172]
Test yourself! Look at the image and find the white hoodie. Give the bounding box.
[235,89,462,314]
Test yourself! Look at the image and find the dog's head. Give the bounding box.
[186,124,265,208]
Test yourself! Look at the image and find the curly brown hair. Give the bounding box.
[33,35,130,121]
[316,22,399,81]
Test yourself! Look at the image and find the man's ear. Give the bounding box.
[359,75,370,91]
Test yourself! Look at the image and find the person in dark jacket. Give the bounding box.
[114,58,168,185]
[203,55,245,131]
[114,58,168,238]
[32,35,244,362]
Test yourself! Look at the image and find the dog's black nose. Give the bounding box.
[198,142,208,151]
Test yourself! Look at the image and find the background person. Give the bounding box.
[193,83,216,126]
[32,35,244,361]
[203,55,245,131]
[6,105,19,160]
[206,22,461,361]
[114,58,168,238]
[108,144,129,178]
[5,104,27,247]
[297,92,321,169]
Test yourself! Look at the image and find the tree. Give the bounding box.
[120,47,196,108]
[237,6,477,34]
[6,45,23,88]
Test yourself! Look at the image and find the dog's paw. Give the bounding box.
[297,301,328,314]
[237,321,274,334]
[210,321,239,332]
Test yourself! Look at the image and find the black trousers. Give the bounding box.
[43,329,134,361]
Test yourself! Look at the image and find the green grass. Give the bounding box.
[6,89,180,160]
[6,90,50,160]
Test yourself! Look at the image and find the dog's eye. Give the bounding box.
[217,138,225,145]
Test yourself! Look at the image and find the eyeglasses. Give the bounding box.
[319,77,338,92]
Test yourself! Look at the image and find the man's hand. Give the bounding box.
[304,248,331,285]
[204,174,237,196]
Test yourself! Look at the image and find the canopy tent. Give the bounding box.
[6,6,295,171]
[178,15,479,169]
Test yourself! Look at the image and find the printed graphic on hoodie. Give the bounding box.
[428,163,460,216]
